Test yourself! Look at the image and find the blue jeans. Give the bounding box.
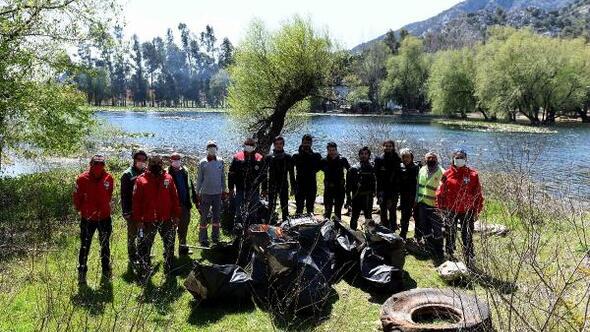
[199,194,221,243]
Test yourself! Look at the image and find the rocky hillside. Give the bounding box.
[353,0,584,52]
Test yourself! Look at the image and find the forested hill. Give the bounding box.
[353,0,584,52]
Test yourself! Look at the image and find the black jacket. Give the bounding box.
[293,146,322,188]
[262,150,296,192]
[167,166,196,208]
[399,161,420,195]
[228,151,265,192]
[120,166,144,217]
[374,153,402,194]
[321,155,350,190]
[346,161,376,197]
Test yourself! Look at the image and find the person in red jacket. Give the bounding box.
[436,149,484,267]
[132,155,181,278]
[73,155,114,285]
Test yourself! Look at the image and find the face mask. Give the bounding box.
[427,160,437,168]
[207,147,217,156]
[244,145,255,153]
[171,160,181,168]
[135,161,145,170]
[454,158,466,168]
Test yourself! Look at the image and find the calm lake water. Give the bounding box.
[5,110,590,199]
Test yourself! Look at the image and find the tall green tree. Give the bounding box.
[383,29,399,54]
[0,0,118,170]
[348,42,389,112]
[131,34,148,106]
[428,48,485,118]
[381,36,430,111]
[228,16,334,153]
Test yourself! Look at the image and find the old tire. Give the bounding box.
[380,288,492,331]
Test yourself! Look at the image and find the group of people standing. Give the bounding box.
[73,134,484,285]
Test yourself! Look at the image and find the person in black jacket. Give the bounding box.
[262,136,296,224]
[321,142,350,220]
[228,138,265,226]
[374,140,402,231]
[168,152,197,256]
[293,134,322,215]
[346,147,376,230]
[120,150,147,267]
[398,148,420,240]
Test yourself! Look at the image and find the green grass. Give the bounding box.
[1,167,587,331]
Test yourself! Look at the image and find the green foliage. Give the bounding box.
[347,42,389,111]
[381,36,431,111]
[474,27,590,124]
[228,16,334,151]
[0,0,119,169]
[428,48,480,118]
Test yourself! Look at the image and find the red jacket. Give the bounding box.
[73,170,114,221]
[132,171,181,223]
[436,166,484,214]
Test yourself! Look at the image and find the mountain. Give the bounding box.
[352,0,580,52]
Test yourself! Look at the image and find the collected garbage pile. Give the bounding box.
[185,216,406,318]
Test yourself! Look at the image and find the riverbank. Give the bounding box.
[0,168,588,331]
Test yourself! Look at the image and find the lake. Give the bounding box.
[5,110,590,199]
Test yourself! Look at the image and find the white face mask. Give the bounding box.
[244,145,255,153]
[171,160,181,168]
[207,147,217,156]
[454,158,466,168]
[135,161,146,170]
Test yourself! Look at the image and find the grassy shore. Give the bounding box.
[1,167,588,331]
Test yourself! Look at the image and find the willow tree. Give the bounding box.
[228,17,334,153]
[0,0,119,171]
[428,48,485,119]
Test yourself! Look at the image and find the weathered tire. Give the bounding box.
[380,288,492,331]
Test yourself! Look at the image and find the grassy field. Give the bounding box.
[1,167,588,331]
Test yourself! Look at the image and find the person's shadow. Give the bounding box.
[139,274,184,315]
[70,277,114,316]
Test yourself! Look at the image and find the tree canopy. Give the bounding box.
[227,16,334,152]
[0,0,119,170]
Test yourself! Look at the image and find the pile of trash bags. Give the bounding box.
[185,217,406,317]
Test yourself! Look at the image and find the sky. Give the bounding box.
[123,0,463,49]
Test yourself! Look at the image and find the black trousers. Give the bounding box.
[268,185,289,224]
[350,193,373,230]
[126,219,138,263]
[379,192,399,230]
[399,191,417,239]
[445,210,476,264]
[295,182,317,215]
[138,221,176,272]
[324,185,345,220]
[418,203,444,259]
[78,217,112,272]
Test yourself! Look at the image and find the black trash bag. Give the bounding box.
[266,253,333,318]
[332,222,366,278]
[359,246,403,291]
[365,224,406,269]
[265,241,301,276]
[184,262,252,303]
